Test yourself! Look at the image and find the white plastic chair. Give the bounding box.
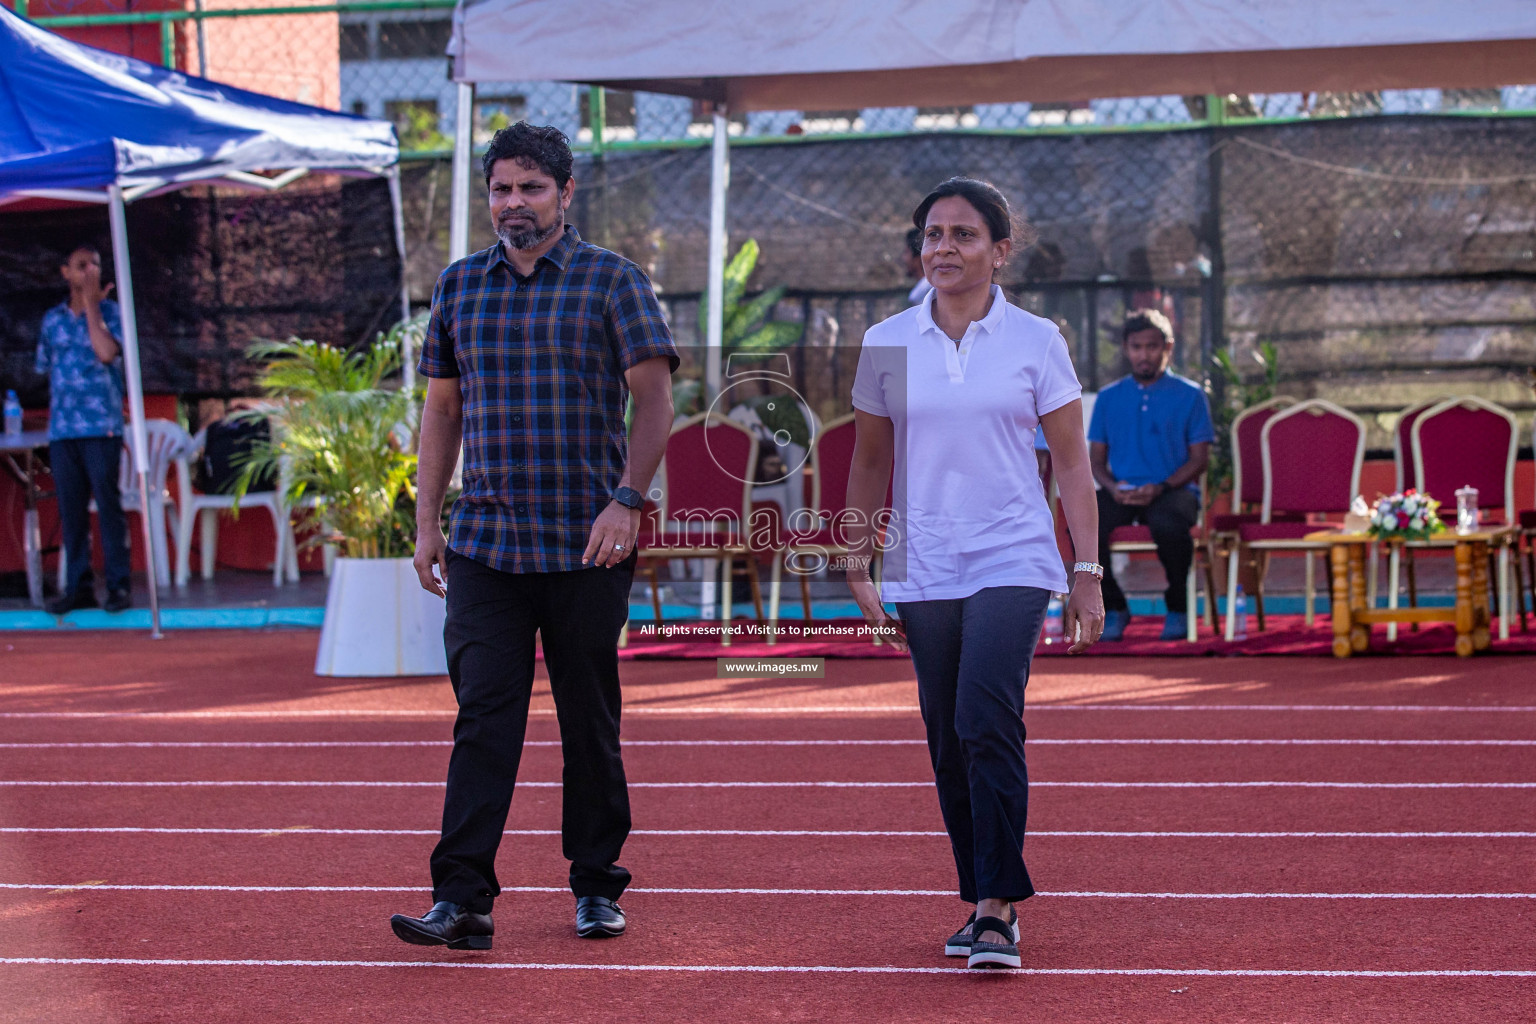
[174,424,297,587]
[57,420,187,591]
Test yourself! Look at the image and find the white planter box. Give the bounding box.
[315,556,448,677]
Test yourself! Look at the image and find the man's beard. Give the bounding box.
[497,211,561,251]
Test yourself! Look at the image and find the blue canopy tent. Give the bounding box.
[0,5,402,634]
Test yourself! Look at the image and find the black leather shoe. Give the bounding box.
[45,591,98,616]
[390,901,493,950]
[103,588,131,613]
[575,896,625,938]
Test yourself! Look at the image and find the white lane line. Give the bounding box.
[1030,705,1536,713]
[5,827,1535,839]
[5,738,1534,749]
[0,957,1532,978]
[4,703,1535,719]
[4,780,1535,790]
[4,883,1535,899]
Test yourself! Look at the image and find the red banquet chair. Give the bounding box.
[1524,412,1536,629]
[766,414,894,643]
[634,413,764,645]
[1105,474,1215,643]
[1206,395,1298,633]
[1224,399,1366,641]
[1409,396,1524,638]
[1224,396,1298,527]
[1393,398,1443,494]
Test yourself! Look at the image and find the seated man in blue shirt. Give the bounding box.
[35,243,132,615]
[1088,310,1212,640]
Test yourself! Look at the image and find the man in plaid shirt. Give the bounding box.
[391,123,677,951]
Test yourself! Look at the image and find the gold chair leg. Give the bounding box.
[1202,542,1220,629]
[1406,548,1419,631]
[1253,550,1269,633]
[718,554,733,645]
[1518,538,1531,632]
[644,560,663,623]
[746,554,764,621]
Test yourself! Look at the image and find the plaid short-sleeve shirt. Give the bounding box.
[419,226,677,574]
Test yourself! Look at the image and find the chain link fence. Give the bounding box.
[8,0,1536,452]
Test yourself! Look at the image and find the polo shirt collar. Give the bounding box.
[485,223,582,277]
[915,283,1007,337]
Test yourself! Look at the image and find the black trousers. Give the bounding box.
[897,586,1049,905]
[430,549,636,914]
[50,436,130,597]
[1096,487,1200,613]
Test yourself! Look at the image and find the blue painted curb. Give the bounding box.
[0,594,1456,631]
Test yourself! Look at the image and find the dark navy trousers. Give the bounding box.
[897,585,1050,905]
[50,436,131,598]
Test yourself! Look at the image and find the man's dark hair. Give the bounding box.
[912,176,1014,243]
[481,121,573,189]
[1123,308,1175,345]
[59,242,100,266]
[905,226,924,258]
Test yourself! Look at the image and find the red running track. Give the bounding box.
[0,630,1534,1022]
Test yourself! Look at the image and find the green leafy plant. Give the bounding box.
[393,104,450,153]
[697,238,805,353]
[233,316,428,559]
[688,239,810,443]
[1207,340,1279,500]
[659,239,805,423]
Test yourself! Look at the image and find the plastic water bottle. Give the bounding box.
[1044,593,1064,644]
[1233,585,1249,640]
[2,391,21,438]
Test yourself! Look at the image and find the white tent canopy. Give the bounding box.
[450,0,1536,110]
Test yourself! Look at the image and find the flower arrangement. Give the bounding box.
[1367,489,1446,542]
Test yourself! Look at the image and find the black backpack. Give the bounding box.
[197,418,276,494]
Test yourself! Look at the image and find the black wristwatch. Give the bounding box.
[612,486,644,510]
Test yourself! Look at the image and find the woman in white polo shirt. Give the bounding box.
[845,177,1104,970]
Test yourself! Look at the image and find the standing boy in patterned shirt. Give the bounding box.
[389,123,677,951]
[36,244,132,615]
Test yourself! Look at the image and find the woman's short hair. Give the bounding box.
[912,177,1012,243]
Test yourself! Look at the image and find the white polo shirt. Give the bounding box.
[851,285,1081,602]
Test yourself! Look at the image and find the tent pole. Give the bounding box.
[107,184,163,640]
[699,103,729,624]
[449,81,474,262]
[386,165,414,393]
[193,0,209,76]
[704,102,729,402]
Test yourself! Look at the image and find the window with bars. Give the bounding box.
[580,89,637,129]
[339,23,370,62]
[474,95,528,144]
[377,18,452,60]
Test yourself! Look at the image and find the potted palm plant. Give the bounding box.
[236,316,447,676]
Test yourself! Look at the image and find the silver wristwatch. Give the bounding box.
[1073,561,1104,580]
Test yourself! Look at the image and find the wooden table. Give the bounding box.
[1,429,52,608]
[1309,528,1514,658]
